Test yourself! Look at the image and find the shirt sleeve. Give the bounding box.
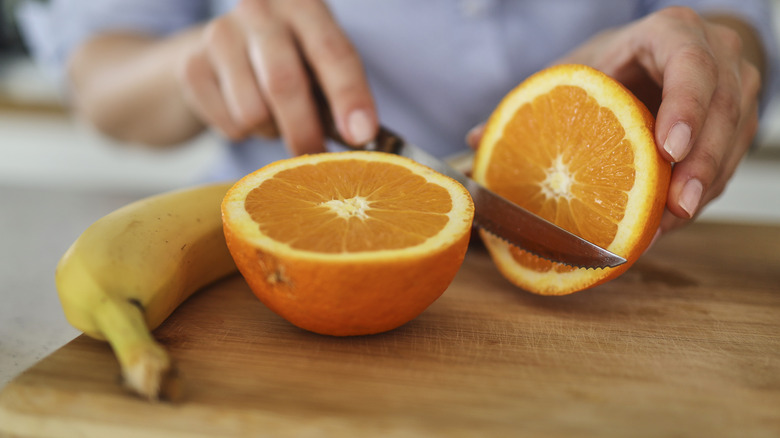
[16,0,211,87]
[640,0,780,114]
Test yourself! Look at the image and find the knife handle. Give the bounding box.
[310,80,345,144]
[310,78,402,154]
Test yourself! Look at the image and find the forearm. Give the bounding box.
[68,27,206,146]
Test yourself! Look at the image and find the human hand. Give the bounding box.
[467,7,763,237]
[177,0,377,154]
[552,7,764,235]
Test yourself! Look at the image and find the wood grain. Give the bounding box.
[2,221,779,437]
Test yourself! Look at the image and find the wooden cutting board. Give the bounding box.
[2,221,779,437]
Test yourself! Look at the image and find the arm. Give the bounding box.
[68,28,205,147]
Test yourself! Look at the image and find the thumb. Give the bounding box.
[465,123,486,150]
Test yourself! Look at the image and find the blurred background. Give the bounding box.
[1,0,780,221]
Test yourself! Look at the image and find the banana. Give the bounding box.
[55,182,238,400]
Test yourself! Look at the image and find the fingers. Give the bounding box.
[633,8,762,234]
[665,26,758,225]
[179,48,246,140]
[243,20,324,154]
[235,0,329,155]
[237,0,377,154]
[287,1,377,146]
[664,69,737,219]
[465,124,486,150]
[178,0,375,155]
[206,17,271,134]
[643,8,716,164]
[660,95,759,234]
[179,15,275,142]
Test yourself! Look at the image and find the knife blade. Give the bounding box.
[310,81,624,268]
[336,125,626,269]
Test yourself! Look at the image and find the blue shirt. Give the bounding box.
[17,0,780,181]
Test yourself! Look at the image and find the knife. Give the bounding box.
[312,90,625,268]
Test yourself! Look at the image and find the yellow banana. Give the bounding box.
[55,182,238,400]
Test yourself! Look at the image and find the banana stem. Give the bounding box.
[91,297,173,401]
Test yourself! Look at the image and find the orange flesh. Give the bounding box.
[484,85,636,273]
[244,159,452,253]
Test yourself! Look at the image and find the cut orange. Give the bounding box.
[472,64,671,295]
[222,151,474,336]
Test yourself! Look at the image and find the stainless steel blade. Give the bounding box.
[361,127,626,269]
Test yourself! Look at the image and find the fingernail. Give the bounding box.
[347,109,375,145]
[663,122,692,162]
[679,178,703,218]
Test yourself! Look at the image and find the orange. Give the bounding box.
[222,151,474,336]
[472,64,671,295]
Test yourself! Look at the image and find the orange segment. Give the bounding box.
[222,151,474,335]
[473,64,671,295]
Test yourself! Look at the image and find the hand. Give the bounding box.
[177,0,377,154]
[467,7,763,237]
[553,6,763,235]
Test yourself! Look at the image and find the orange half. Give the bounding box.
[222,151,474,335]
[473,64,671,295]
